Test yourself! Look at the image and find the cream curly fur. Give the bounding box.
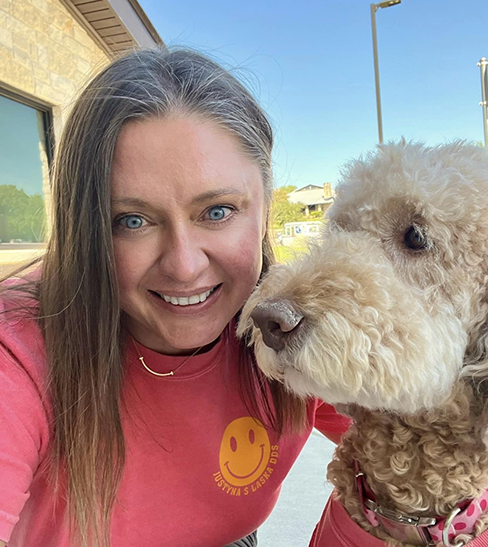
[238,141,488,546]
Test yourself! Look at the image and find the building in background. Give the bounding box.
[287,182,334,217]
[282,220,322,246]
[0,0,162,274]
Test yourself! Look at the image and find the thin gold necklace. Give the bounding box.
[132,337,203,377]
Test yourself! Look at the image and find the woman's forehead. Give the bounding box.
[114,115,240,160]
[110,116,263,204]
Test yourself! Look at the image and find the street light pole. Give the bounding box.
[478,57,488,150]
[370,0,401,144]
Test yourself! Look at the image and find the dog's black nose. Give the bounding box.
[251,299,303,352]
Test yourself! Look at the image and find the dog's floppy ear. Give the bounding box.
[463,305,488,444]
[463,293,488,396]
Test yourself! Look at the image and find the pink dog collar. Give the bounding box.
[355,461,488,546]
[429,490,488,546]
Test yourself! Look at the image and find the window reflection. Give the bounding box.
[0,94,50,276]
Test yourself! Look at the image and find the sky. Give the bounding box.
[0,95,43,196]
[138,0,488,189]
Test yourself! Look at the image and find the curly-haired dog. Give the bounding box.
[238,142,488,546]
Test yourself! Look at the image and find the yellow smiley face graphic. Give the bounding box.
[219,417,271,487]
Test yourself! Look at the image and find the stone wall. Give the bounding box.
[0,0,110,264]
[0,0,109,132]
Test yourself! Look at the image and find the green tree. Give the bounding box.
[273,185,297,202]
[271,185,306,228]
[0,185,45,242]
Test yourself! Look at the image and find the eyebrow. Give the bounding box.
[111,188,247,208]
[190,187,246,204]
[111,197,153,208]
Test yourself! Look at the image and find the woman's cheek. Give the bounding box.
[113,241,148,292]
[226,224,263,285]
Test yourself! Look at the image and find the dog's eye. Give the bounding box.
[404,226,428,251]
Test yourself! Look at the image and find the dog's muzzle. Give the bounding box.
[250,299,304,352]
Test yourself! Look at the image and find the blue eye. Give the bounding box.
[120,215,144,229]
[207,206,231,221]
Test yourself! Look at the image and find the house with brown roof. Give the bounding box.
[287,182,334,216]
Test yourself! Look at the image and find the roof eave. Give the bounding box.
[61,0,164,58]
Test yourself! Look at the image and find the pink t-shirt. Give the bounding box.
[0,295,349,546]
[309,492,488,547]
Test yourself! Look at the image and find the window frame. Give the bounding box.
[0,84,55,167]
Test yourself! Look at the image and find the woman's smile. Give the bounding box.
[149,284,220,306]
[147,283,223,315]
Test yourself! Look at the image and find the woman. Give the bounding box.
[0,48,349,547]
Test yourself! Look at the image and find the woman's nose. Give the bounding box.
[158,230,210,284]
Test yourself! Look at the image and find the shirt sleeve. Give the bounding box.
[313,400,351,444]
[0,343,49,543]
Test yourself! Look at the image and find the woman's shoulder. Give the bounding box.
[0,278,46,387]
[312,399,351,443]
[0,281,51,512]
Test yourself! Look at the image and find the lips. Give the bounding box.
[148,284,223,314]
[150,285,220,306]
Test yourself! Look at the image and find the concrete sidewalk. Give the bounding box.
[258,431,335,547]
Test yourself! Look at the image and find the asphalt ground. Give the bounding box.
[258,431,335,547]
[0,247,44,278]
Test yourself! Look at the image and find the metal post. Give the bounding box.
[478,58,488,150]
[371,4,383,144]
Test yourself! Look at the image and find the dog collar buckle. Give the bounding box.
[355,464,436,545]
[364,498,436,546]
[364,499,437,527]
[355,461,488,547]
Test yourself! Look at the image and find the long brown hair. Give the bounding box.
[10,47,306,546]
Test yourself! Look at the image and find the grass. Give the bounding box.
[272,237,311,264]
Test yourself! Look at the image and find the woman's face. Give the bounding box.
[111,115,268,354]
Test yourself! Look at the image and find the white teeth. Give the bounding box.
[158,288,215,306]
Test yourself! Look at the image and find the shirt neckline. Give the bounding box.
[126,323,232,381]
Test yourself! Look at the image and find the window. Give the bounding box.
[0,90,53,276]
